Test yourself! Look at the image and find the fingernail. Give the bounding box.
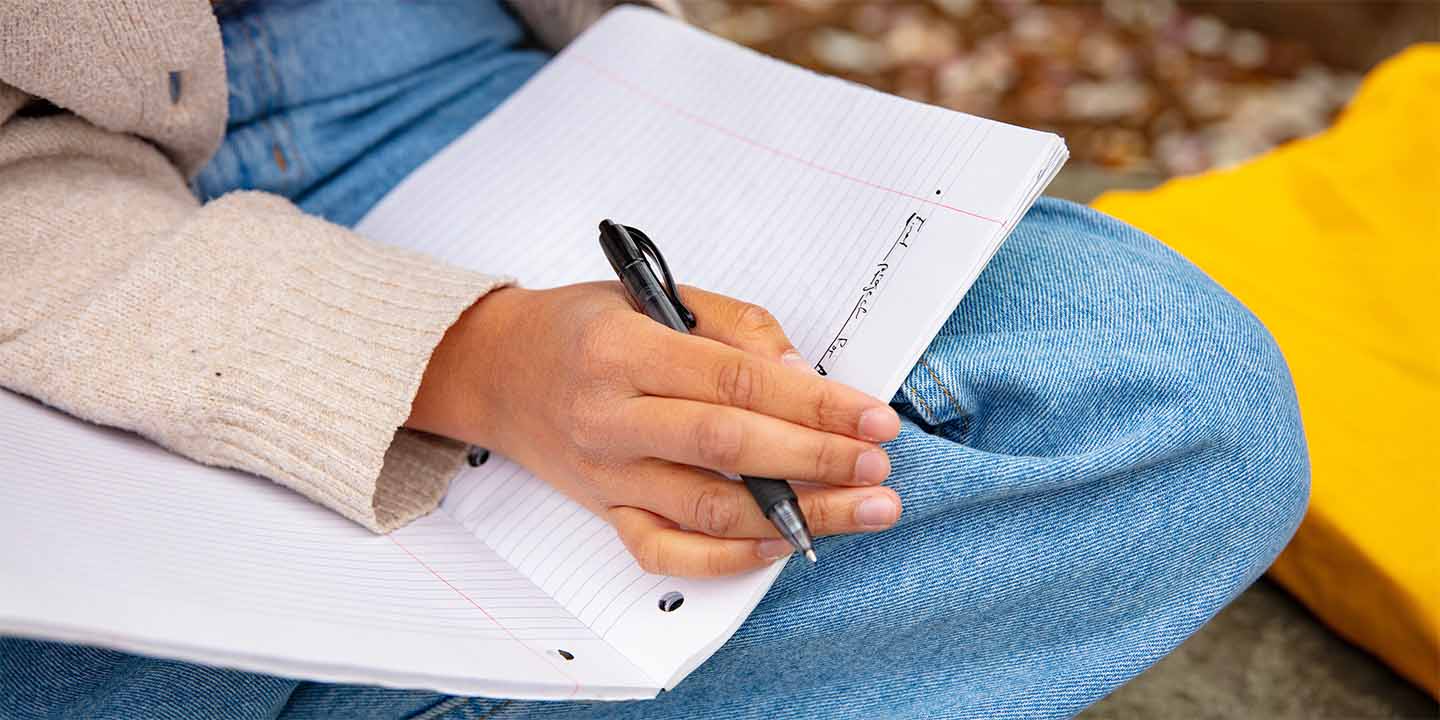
[757,538,793,560]
[781,350,817,374]
[858,407,900,441]
[853,450,890,485]
[855,496,899,528]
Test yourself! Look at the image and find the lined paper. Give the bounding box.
[359,5,1063,687]
[0,390,654,699]
[0,6,1063,701]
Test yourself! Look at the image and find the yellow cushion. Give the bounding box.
[1092,45,1440,696]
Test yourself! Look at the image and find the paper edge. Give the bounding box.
[0,616,659,701]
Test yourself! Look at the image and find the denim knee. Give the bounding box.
[1181,297,1310,583]
[513,200,1317,720]
[894,197,1309,580]
[1076,201,1312,578]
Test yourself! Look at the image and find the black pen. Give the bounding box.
[598,219,818,563]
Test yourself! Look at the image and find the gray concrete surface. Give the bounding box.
[1084,580,1437,719]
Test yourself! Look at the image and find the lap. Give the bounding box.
[1,200,1308,720]
[476,198,1308,719]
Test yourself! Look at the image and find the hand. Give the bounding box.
[407,282,902,576]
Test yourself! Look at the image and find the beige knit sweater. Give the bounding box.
[0,0,676,532]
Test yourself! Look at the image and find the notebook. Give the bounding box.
[0,7,1065,701]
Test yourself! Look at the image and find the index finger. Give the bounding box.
[628,329,901,442]
[677,286,812,372]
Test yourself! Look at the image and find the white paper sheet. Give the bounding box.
[0,6,1064,700]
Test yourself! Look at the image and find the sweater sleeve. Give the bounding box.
[505,0,684,50]
[0,108,510,532]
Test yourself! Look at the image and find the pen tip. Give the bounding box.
[804,549,817,563]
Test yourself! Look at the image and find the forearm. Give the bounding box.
[1,115,509,532]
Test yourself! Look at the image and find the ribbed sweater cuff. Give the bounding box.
[184,192,509,532]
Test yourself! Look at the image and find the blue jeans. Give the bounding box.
[0,2,1309,718]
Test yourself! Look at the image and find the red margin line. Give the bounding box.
[389,535,582,699]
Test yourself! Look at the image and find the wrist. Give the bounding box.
[406,285,528,449]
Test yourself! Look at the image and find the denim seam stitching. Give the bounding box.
[474,699,511,720]
[905,382,938,425]
[919,356,971,440]
[919,356,961,412]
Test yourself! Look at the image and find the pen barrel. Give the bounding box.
[746,475,813,558]
[741,475,798,514]
[620,261,690,333]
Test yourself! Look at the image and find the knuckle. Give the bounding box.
[689,484,742,536]
[809,385,845,431]
[703,546,732,576]
[576,314,621,366]
[802,495,833,532]
[693,413,744,470]
[583,312,659,390]
[631,534,668,575]
[567,392,624,454]
[579,310,645,368]
[714,356,764,409]
[735,303,781,338]
[574,458,615,496]
[811,436,843,483]
[568,404,607,452]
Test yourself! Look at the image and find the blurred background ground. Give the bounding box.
[682,0,1437,181]
[680,1,1439,716]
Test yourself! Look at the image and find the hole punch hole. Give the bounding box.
[658,591,684,612]
[466,447,490,467]
[555,649,574,661]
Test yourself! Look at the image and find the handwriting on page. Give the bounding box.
[816,213,926,376]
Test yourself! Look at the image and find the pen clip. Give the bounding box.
[623,225,697,329]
